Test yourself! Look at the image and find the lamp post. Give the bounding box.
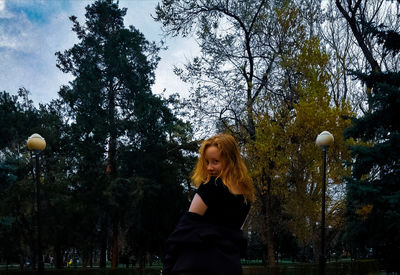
[315,131,334,275]
[27,134,46,275]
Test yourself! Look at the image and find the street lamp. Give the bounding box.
[27,134,46,275]
[315,131,334,275]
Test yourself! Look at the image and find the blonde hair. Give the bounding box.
[191,133,255,202]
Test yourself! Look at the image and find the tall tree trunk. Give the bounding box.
[100,236,107,267]
[55,241,63,269]
[262,169,276,267]
[139,254,146,270]
[89,249,93,268]
[19,237,25,270]
[19,255,24,270]
[111,218,119,268]
[100,217,108,268]
[312,231,321,264]
[81,251,88,268]
[107,86,119,268]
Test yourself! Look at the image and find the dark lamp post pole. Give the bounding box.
[315,131,334,275]
[27,134,46,275]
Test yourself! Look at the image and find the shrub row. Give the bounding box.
[0,268,160,275]
[242,260,380,275]
[0,260,380,275]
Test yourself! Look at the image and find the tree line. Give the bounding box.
[0,0,197,269]
[0,0,399,273]
[155,0,399,271]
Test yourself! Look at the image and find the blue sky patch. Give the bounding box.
[6,0,72,24]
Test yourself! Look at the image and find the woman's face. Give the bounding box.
[204,145,223,177]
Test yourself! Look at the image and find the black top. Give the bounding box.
[196,177,250,230]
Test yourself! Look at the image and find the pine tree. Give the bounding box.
[344,25,400,272]
[56,0,194,267]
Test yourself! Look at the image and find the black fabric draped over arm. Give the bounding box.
[163,212,247,275]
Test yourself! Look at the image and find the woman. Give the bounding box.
[163,133,255,275]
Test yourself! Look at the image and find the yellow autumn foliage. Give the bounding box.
[249,36,353,246]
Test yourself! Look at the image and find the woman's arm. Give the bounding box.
[188,194,208,216]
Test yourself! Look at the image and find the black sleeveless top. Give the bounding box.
[196,177,250,230]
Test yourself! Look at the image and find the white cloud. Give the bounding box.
[0,0,199,105]
[0,1,85,104]
[0,0,14,19]
[0,14,36,52]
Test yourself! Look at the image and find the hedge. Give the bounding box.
[0,260,380,275]
[242,260,380,275]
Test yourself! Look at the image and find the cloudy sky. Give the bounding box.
[0,0,198,105]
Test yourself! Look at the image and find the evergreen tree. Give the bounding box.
[344,25,400,272]
[0,158,20,268]
[35,100,79,269]
[0,90,40,270]
[56,0,193,267]
[0,90,76,270]
[0,89,38,151]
